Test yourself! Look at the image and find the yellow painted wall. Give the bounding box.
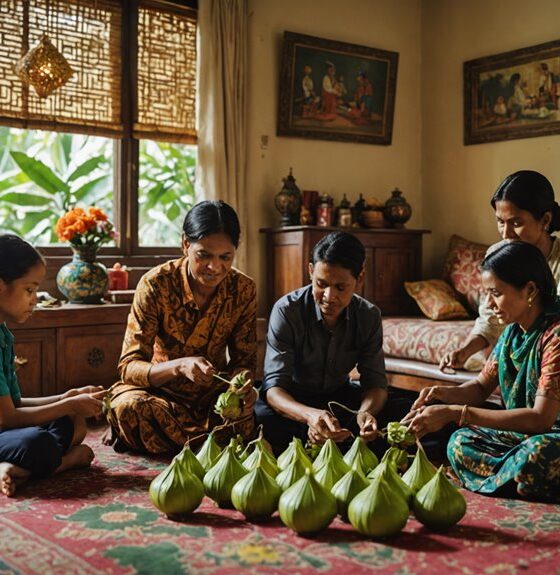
[422,0,560,276]
[246,0,560,311]
[246,0,422,312]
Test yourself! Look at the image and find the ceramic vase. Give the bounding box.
[275,168,302,226]
[56,245,108,304]
[384,188,412,227]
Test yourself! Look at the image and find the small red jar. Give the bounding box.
[108,263,128,290]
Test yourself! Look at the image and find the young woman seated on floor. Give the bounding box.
[0,234,105,497]
[405,241,560,501]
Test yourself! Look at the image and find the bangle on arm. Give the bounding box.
[459,404,469,427]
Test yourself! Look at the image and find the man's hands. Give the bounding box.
[305,409,378,445]
[306,409,352,445]
[356,410,378,442]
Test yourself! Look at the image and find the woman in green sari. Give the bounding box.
[405,241,560,501]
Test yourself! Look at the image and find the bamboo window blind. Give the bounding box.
[0,0,197,143]
[0,0,123,137]
[135,2,197,144]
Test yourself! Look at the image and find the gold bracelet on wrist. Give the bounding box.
[459,404,469,427]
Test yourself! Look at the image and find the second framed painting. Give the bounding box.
[277,31,399,145]
[464,39,560,145]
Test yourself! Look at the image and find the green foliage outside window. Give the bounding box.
[138,140,197,247]
[0,128,112,245]
[0,128,197,248]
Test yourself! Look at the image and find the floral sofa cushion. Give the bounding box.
[404,279,470,320]
[383,317,475,365]
[442,234,489,313]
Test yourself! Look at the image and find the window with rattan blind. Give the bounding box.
[0,0,197,143]
[0,0,123,137]
[135,2,197,144]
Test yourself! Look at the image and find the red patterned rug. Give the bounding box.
[0,426,559,575]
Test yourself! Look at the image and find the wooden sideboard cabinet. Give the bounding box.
[8,303,131,397]
[260,226,429,314]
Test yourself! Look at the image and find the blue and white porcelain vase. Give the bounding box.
[56,245,108,304]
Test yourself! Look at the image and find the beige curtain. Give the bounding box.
[197,0,248,271]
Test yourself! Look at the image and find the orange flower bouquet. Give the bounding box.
[55,206,118,248]
[55,207,118,303]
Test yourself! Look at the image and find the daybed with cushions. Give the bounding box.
[382,234,493,393]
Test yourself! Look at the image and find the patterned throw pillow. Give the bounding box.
[404,279,470,320]
[442,235,489,313]
[383,317,475,364]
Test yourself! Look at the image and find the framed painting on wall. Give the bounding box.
[464,39,560,145]
[277,31,399,145]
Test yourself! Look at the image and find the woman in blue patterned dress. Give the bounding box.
[405,241,560,501]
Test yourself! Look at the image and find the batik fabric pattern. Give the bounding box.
[447,303,560,501]
[107,257,257,453]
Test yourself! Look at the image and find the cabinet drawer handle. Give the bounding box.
[87,347,105,368]
[14,356,28,371]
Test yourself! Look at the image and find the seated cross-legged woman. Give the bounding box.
[406,242,560,502]
[106,201,258,454]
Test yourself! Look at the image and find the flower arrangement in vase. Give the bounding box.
[55,207,119,304]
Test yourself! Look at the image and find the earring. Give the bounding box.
[528,296,533,308]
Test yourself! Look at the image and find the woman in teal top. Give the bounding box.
[406,241,560,501]
[0,234,106,497]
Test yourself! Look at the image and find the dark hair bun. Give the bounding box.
[182,200,241,248]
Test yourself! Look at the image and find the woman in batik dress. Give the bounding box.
[405,241,560,501]
[106,201,257,453]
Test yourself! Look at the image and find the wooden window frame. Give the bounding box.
[12,0,198,270]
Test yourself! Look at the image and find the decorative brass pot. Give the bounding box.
[384,188,412,227]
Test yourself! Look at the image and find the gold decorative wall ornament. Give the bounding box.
[15,34,74,98]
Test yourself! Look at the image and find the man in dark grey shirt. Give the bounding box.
[255,232,410,453]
